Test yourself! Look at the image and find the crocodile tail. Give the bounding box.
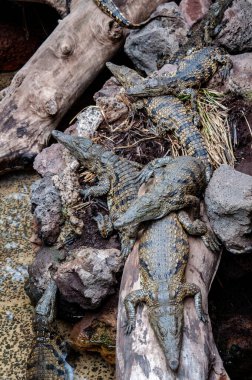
[94,0,151,29]
[176,121,212,181]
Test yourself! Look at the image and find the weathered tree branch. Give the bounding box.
[116,206,229,380]
[0,0,166,173]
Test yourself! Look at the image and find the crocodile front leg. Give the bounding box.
[114,194,200,239]
[93,212,114,238]
[80,174,110,199]
[124,289,150,334]
[215,51,232,80]
[176,283,207,323]
[177,210,221,252]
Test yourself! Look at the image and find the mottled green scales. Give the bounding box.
[107,62,212,181]
[52,130,142,256]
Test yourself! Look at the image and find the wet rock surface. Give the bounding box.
[124,2,188,74]
[30,176,63,245]
[55,247,122,309]
[205,165,252,254]
[217,0,252,53]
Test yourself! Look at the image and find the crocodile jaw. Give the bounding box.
[52,130,93,163]
[149,304,183,371]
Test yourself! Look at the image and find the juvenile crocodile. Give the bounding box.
[168,0,234,63]
[125,46,231,98]
[107,62,212,181]
[94,0,152,29]
[52,130,143,256]
[114,155,208,244]
[124,209,208,371]
[26,279,73,380]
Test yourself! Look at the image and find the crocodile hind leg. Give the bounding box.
[124,289,150,334]
[177,283,207,323]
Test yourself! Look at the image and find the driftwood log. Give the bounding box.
[116,205,229,380]
[0,0,165,173]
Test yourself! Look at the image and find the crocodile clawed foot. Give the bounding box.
[137,168,154,184]
[123,321,135,335]
[200,313,208,324]
[202,230,222,253]
[79,188,91,200]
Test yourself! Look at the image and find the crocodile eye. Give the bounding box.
[158,325,168,337]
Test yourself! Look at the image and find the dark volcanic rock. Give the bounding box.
[124,2,188,74]
[205,165,252,254]
[26,246,66,303]
[179,0,211,27]
[30,176,63,245]
[217,0,252,53]
[55,246,122,309]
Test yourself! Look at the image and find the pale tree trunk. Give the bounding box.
[116,206,229,380]
[0,0,166,173]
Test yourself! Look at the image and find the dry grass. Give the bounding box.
[196,89,235,168]
[75,89,235,169]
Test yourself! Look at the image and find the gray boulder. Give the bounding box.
[205,165,252,254]
[55,247,122,309]
[124,2,188,74]
[30,176,63,245]
[217,0,252,53]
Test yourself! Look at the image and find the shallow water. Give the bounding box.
[0,171,115,380]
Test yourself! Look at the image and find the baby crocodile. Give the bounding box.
[94,0,152,29]
[124,209,208,371]
[114,156,207,243]
[107,62,212,181]
[52,130,142,256]
[170,0,234,63]
[26,279,73,380]
[126,46,231,98]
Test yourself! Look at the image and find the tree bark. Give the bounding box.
[116,206,229,380]
[0,0,166,173]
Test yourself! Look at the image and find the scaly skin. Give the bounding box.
[26,280,73,380]
[124,210,208,371]
[172,0,234,62]
[52,130,142,256]
[114,155,207,241]
[126,46,231,97]
[106,62,212,181]
[94,0,151,29]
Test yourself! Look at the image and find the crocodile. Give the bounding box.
[106,62,212,181]
[163,0,234,64]
[125,46,232,98]
[124,209,208,371]
[52,130,143,256]
[94,0,152,29]
[26,279,74,380]
[114,155,209,244]
[123,164,221,371]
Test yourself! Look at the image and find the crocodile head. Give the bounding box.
[106,62,143,89]
[126,75,177,97]
[149,304,183,371]
[52,130,104,172]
